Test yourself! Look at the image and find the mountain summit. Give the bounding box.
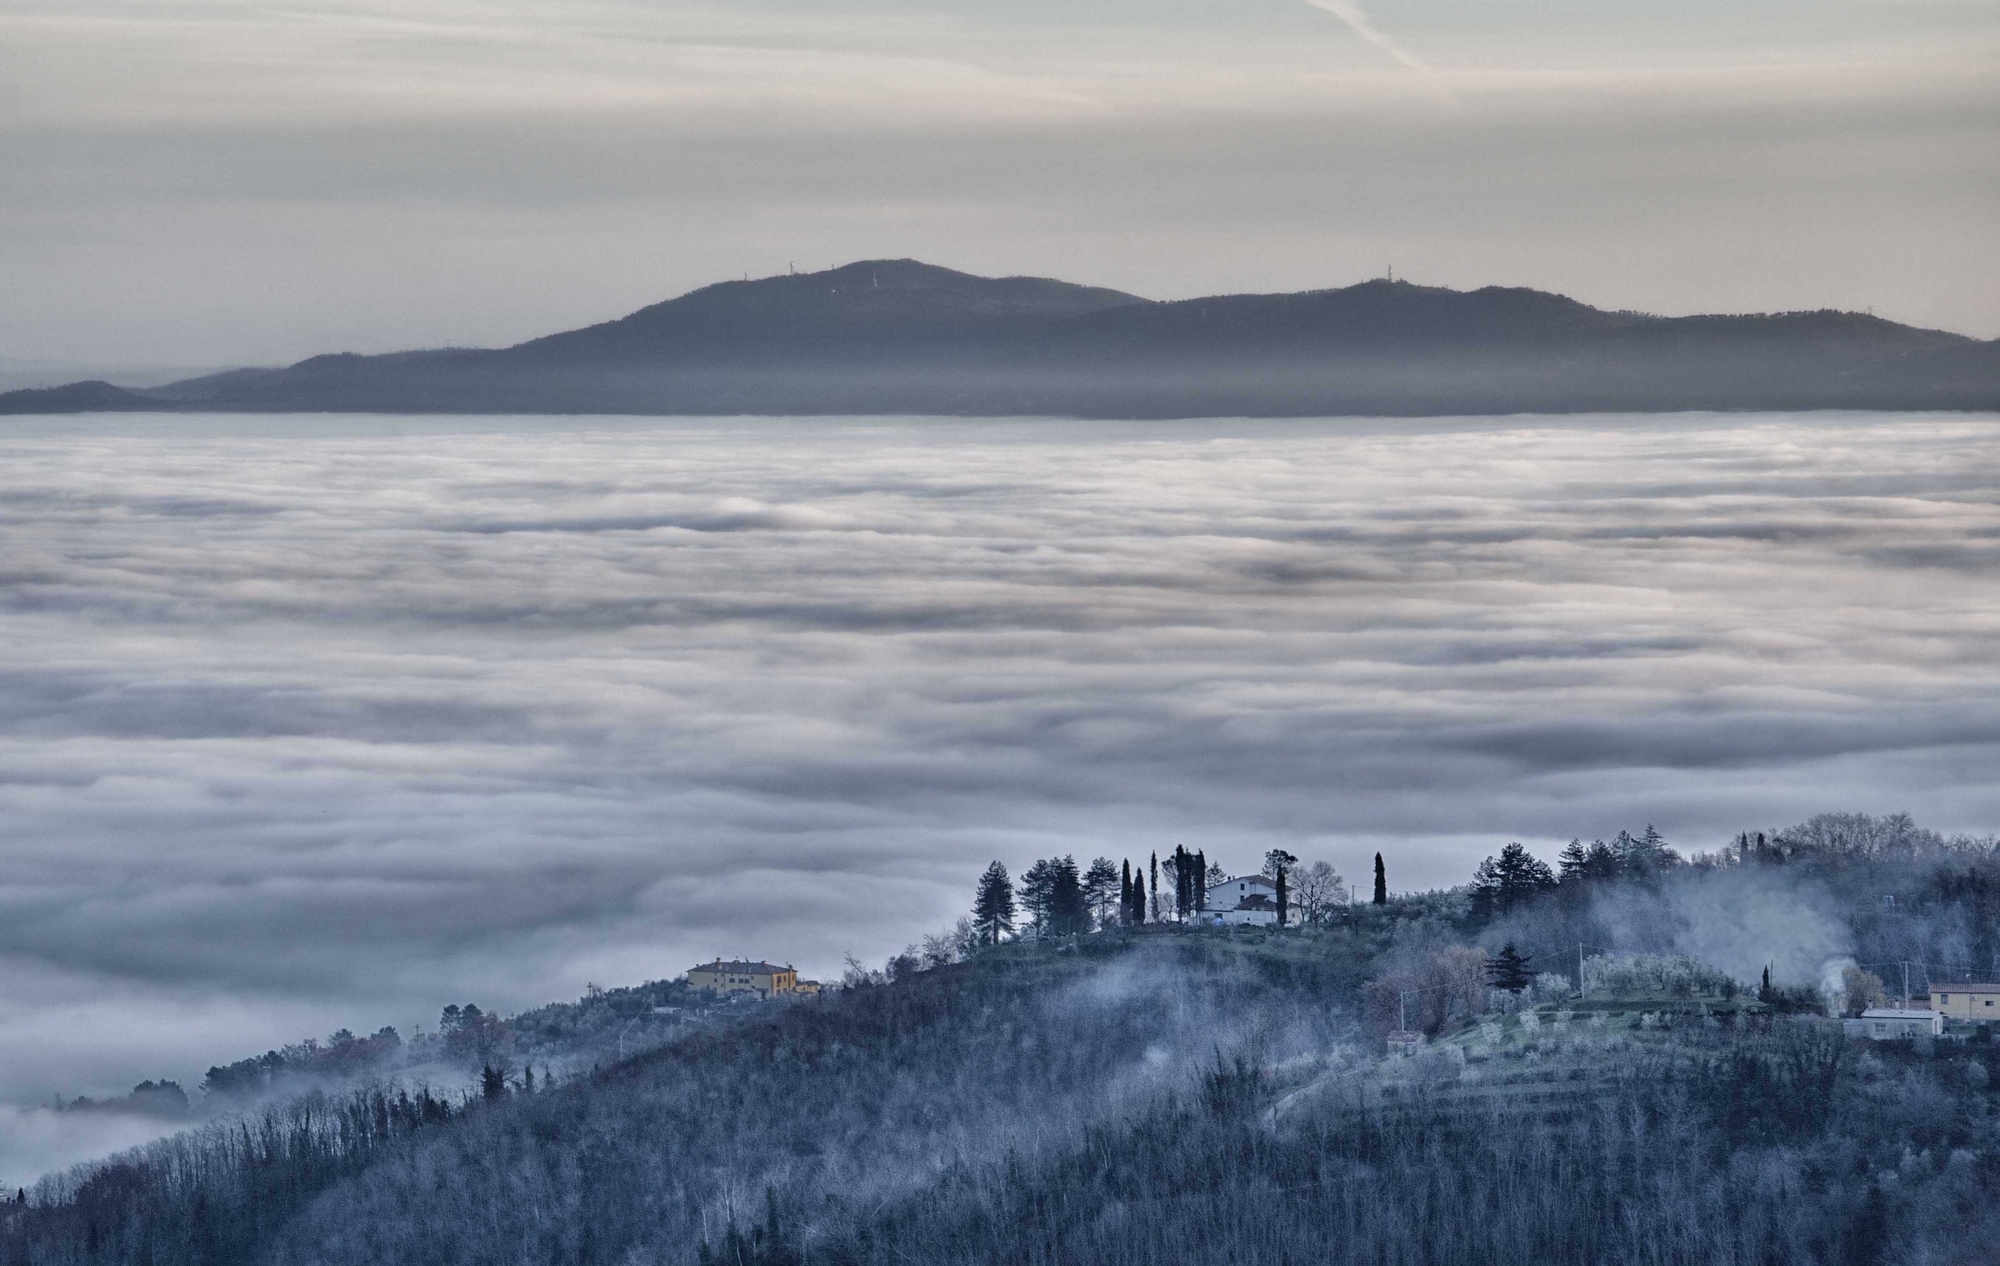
[512,259,1146,365]
[6,260,1994,417]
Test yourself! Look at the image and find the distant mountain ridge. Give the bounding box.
[7,259,1995,417]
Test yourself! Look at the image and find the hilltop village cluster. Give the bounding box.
[683,857,1299,1000]
[684,860,1328,996]
[679,839,2000,1057]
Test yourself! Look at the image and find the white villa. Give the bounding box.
[1205,874,1280,926]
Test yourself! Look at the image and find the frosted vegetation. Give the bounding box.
[8,812,2000,1264]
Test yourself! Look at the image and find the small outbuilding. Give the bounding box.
[1845,1008,1943,1040]
[1385,1031,1424,1057]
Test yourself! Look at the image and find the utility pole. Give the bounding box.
[1578,942,1587,997]
[1901,961,1911,1010]
[1399,990,1410,1032]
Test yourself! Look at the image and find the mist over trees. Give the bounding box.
[10,811,2000,1266]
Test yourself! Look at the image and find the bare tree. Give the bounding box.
[1291,860,1347,926]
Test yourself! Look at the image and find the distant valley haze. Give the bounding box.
[7,259,1997,418]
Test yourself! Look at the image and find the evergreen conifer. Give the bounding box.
[973,861,1017,946]
[1487,944,1533,993]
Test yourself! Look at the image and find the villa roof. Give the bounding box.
[692,960,792,974]
[1932,982,2000,993]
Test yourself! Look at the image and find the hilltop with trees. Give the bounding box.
[8,811,2000,1265]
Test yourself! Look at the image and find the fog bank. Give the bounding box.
[2,410,1997,1118]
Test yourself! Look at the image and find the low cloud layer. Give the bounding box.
[2,411,1998,1153]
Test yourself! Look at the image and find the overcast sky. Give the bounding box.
[2,0,1997,367]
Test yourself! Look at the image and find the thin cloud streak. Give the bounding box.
[1301,0,1457,104]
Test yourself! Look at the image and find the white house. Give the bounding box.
[1205,875,1280,927]
[1843,1008,1943,1040]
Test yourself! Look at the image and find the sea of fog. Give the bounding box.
[2,410,1998,1182]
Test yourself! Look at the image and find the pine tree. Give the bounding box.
[1557,837,1591,884]
[1082,856,1121,930]
[1049,855,1088,937]
[1487,944,1533,994]
[1373,852,1387,904]
[1470,842,1557,925]
[973,860,1016,946]
[1021,859,1059,937]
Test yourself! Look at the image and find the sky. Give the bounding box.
[4,409,2000,1157]
[1,0,1997,369]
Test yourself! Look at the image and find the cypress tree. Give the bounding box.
[1133,870,1146,925]
[1373,852,1387,904]
[1195,850,1207,912]
[1264,850,1297,927]
[1150,852,1160,922]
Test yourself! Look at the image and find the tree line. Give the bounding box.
[973,845,1359,942]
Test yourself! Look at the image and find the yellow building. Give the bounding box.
[687,959,799,999]
[1929,982,2000,1022]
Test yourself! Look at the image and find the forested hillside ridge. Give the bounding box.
[44,974,724,1127]
[5,259,1998,417]
[10,811,2000,1266]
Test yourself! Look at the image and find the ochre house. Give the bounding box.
[1930,982,2000,1022]
[687,959,800,999]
